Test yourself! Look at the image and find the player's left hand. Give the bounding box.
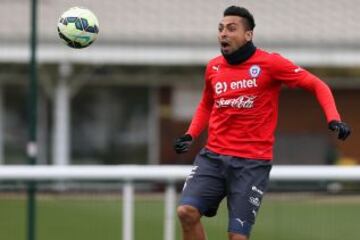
[328,120,351,140]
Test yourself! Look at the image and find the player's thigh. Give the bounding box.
[227,158,272,236]
[179,148,227,217]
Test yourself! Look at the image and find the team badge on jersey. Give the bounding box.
[249,65,261,78]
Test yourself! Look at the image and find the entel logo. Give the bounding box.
[215,78,258,95]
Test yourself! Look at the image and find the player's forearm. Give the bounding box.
[186,105,211,138]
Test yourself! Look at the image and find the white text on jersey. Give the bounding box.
[215,95,256,109]
[215,79,258,95]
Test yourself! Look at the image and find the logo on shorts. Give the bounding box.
[252,209,257,218]
[249,197,261,207]
[251,185,264,195]
[182,182,187,191]
[249,65,261,78]
[235,218,246,228]
[182,166,199,191]
[188,166,198,179]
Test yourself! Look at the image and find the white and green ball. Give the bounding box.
[57,7,99,49]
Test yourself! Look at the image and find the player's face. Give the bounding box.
[218,16,253,55]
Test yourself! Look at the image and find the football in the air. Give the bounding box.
[57,7,99,49]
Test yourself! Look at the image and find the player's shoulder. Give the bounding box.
[204,55,224,74]
[255,48,283,60]
[207,55,224,66]
[256,48,293,68]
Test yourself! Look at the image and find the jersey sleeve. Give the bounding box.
[186,65,214,138]
[270,53,341,122]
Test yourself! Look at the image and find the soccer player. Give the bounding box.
[174,5,351,240]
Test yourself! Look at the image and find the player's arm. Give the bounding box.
[174,67,214,153]
[271,54,351,140]
[296,74,350,140]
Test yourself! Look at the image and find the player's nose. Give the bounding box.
[219,31,227,39]
[218,28,228,38]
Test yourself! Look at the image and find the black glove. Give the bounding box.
[328,120,351,140]
[174,134,193,154]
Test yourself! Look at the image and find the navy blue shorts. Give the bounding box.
[179,148,272,236]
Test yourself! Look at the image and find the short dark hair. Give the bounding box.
[223,6,255,30]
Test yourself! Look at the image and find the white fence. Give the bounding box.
[1,165,360,240]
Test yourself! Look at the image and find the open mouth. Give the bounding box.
[220,41,231,52]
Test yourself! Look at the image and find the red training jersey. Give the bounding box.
[186,48,340,160]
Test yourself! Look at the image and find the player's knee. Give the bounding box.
[177,205,201,225]
[228,232,248,240]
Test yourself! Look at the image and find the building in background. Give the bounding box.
[0,0,359,165]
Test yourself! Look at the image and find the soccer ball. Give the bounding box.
[57,7,99,49]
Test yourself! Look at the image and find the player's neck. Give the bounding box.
[222,41,256,65]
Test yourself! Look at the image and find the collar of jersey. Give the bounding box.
[222,41,257,65]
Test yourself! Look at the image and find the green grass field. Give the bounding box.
[0,193,359,240]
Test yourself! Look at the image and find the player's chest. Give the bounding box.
[208,64,272,97]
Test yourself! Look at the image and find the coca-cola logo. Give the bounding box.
[215,95,256,109]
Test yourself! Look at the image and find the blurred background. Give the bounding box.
[0,0,359,240]
[0,0,359,166]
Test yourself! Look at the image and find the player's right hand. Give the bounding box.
[174,134,193,154]
[328,120,351,140]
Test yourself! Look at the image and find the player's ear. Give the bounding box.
[245,30,253,41]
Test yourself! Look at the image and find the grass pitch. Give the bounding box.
[0,193,359,240]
